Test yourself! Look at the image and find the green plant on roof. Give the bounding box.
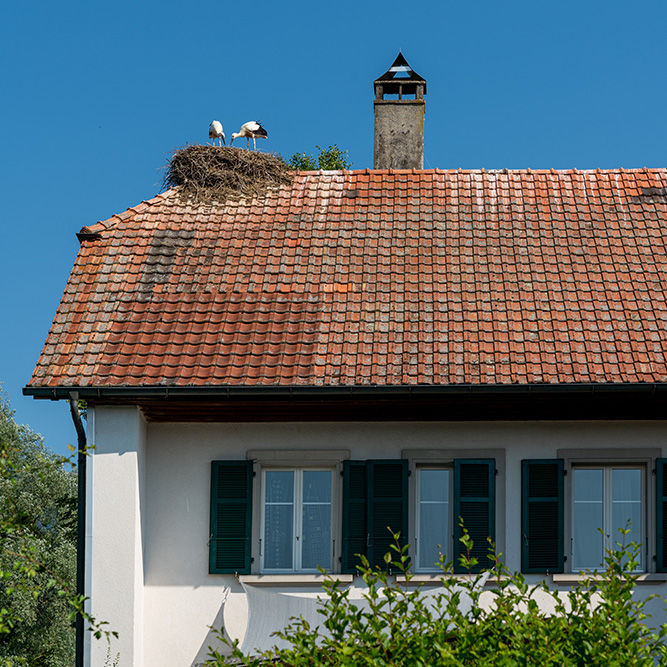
[287,145,352,171]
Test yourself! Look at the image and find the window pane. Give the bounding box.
[573,469,604,570]
[303,471,332,503]
[301,471,332,570]
[612,469,642,564]
[574,469,603,501]
[612,501,642,547]
[264,504,293,569]
[264,471,294,569]
[420,469,449,502]
[302,504,331,570]
[265,471,294,503]
[419,470,449,570]
[612,468,641,503]
[419,504,448,570]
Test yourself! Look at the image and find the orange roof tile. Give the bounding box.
[27,169,667,389]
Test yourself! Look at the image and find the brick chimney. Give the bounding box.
[373,52,426,170]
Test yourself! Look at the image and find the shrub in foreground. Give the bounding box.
[206,531,667,666]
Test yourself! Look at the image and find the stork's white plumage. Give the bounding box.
[209,120,225,146]
[230,121,268,150]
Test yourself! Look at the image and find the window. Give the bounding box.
[412,460,496,573]
[572,466,643,571]
[417,469,451,571]
[261,469,333,573]
[522,455,663,575]
[209,454,346,575]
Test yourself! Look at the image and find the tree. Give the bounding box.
[287,145,352,171]
[0,392,77,667]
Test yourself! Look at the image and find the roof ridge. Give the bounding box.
[75,169,667,237]
[324,167,667,175]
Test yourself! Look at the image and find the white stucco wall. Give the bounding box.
[86,413,667,667]
[87,406,147,667]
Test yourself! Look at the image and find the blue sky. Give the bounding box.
[1,0,666,457]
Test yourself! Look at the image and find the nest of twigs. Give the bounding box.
[163,144,292,203]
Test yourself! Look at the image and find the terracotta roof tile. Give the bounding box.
[28,168,667,389]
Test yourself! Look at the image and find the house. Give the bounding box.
[25,54,667,666]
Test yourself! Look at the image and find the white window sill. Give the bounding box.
[552,573,667,586]
[239,574,354,586]
[396,573,499,585]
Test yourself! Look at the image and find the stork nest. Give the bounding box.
[163,144,292,203]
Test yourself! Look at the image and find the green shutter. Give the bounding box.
[367,460,409,569]
[657,459,667,573]
[521,459,564,574]
[341,461,367,573]
[342,460,409,573]
[453,459,495,573]
[209,461,253,574]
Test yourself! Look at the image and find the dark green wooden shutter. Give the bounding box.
[521,459,564,574]
[657,459,667,573]
[342,460,408,573]
[367,460,409,568]
[209,461,253,574]
[341,461,368,573]
[453,459,495,573]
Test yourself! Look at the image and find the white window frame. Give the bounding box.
[559,448,659,575]
[571,464,645,573]
[260,468,334,573]
[247,449,348,575]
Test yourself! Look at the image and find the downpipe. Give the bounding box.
[69,395,87,667]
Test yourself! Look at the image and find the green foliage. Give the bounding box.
[205,528,667,666]
[0,394,77,666]
[286,152,317,171]
[0,391,113,666]
[287,145,352,171]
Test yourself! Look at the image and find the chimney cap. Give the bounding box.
[374,51,427,96]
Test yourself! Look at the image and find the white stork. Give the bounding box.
[230,121,268,150]
[209,120,225,146]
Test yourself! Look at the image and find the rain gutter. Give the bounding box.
[24,382,667,401]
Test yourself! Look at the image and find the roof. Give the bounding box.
[27,168,667,392]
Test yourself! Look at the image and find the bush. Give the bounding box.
[287,145,352,171]
[205,529,667,666]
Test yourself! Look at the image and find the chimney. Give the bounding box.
[373,52,427,170]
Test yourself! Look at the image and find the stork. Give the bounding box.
[230,121,268,150]
[209,120,225,146]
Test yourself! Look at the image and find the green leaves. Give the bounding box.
[286,152,317,170]
[0,392,77,666]
[287,145,352,171]
[205,529,667,666]
[0,389,113,666]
